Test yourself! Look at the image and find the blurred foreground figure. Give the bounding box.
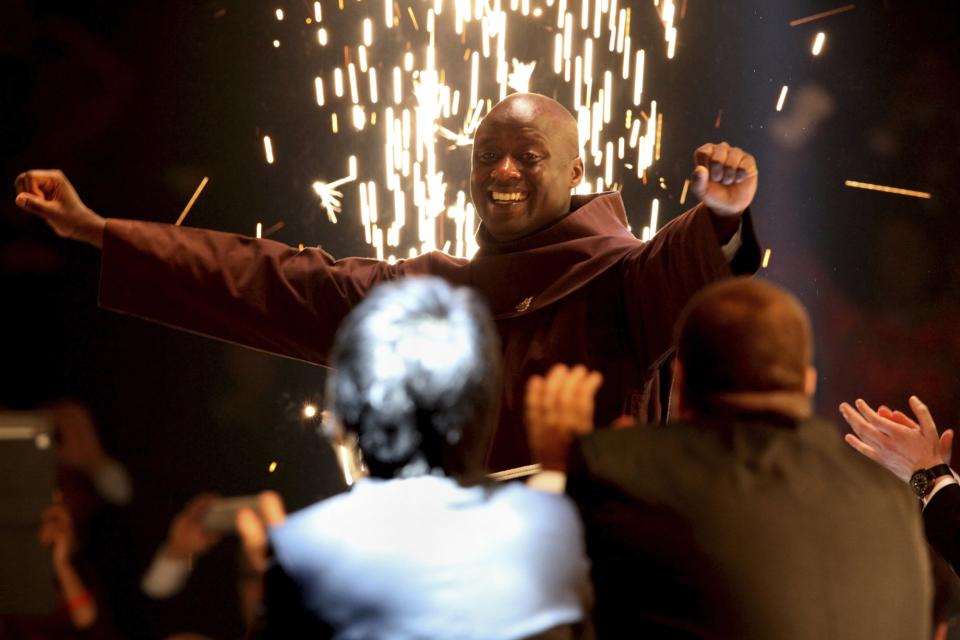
[528,278,931,639]
[262,277,589,639]
[14,92,761,470]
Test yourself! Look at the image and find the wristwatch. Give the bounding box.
[909,464,953,499]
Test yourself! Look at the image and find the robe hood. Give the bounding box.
[469,192,652,319]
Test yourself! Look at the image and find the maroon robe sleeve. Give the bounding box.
[98,220,402,366]
[621,204,761,372]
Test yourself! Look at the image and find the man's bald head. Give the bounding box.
[480,93,580,157]
[470,93,584,241]
[675,278,815,419]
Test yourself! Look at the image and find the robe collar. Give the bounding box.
[468,192,644,319]
[474,192,634,255]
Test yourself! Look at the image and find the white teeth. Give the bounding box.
[491,192,528,202]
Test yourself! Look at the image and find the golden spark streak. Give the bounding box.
[314,77,325,106]
[679,178,690,204]
[655,112,663,160]
[407,6,420,30]
[256,222,263,238]
[176,176,209,226]
[263,136,275,164]
[363,18,373,46]
[776,85,788,111]
[761,248,772,268]
[844,180,931,199]
[812,32,826,55]
[789,4,855,27]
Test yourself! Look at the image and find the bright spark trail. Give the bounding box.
[263,0,680,260]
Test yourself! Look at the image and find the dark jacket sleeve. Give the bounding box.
[98,220,403,366]
[620,204,761,371]
[923,483,960,575]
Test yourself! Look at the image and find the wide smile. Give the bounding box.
[489,190,529,205]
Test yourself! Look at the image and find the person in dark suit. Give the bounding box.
[526,278,932,639]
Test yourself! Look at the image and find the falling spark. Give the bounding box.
[314,1,322,22]
[303,404,318,418]
[268,461,278,473]
[315,77,325,106]
[679,178,689,204]
[272,39,281,48]
[363,18,373,45]
[761,248,772,269]
[844,180,931,199]
[256,222,263,238]
[176,176,209,226]
[714,108,723,128]
[812,32,826,55]
[649,198,659,234]
[775,85,789,111]
[789,4,855,27]
[318,28,329,45]
[262,136,275,164]
[275,8,284,20]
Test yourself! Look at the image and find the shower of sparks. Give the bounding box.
[176,176,209,226]
[761,248,772,269]
[789,4,855,27]
[775,85,789,112]
[812,32,826,56]
[262,0,679,259]
[844,180,931,199]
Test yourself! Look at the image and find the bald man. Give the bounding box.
[14,92,761,470]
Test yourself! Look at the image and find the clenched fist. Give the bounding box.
[14,170,106,248]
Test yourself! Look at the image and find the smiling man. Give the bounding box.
[14,92,761,471]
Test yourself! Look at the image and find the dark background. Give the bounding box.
[2,0,959,633]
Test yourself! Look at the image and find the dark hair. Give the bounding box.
[328,277,500,479]
[676,278,812,414]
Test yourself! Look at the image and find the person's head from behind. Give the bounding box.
[674,277,816,420]
[471,92,584,242]
[327,277,500,480]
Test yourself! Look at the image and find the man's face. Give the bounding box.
[470,98,583,241]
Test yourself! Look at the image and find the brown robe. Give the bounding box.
[99,192,760,470]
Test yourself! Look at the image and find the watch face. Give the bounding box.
[911,471,932,498]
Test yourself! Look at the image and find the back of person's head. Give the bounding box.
[327,277,500,479]
[675,277,814,419]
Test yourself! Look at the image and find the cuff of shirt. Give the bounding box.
[141,549,192,599]
[92,458,134,506]
[720,220,744,262]
[923,471,960,509]
[526,471,567,494]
